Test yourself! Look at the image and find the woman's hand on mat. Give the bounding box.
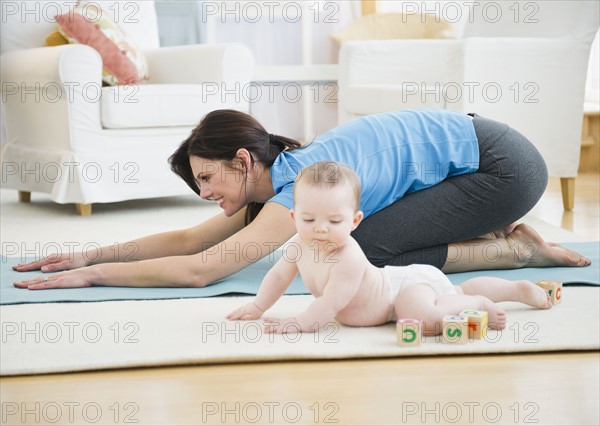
[13,268,93,290]
[226,302,264,321]
[12,252,89,273]
[263,317,309,334]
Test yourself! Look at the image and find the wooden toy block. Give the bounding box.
[442,315,469,344]
[459,309,488,339]
[396,319,422,347]
[536,280,563,305]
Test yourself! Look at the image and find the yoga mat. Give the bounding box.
[1,251,308,305]
[1,287,598,376]
[1,242,598,305]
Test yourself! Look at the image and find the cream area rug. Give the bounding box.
[1,287,598,376]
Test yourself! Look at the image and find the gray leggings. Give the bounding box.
[351,114,549,269]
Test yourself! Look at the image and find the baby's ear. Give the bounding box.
[352,210,364,229]
[290,209,296,221]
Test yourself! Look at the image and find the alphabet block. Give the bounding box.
[536,280,562,305]
[459,309,488,339]
[396,319,421,347]
[442,315,469,344]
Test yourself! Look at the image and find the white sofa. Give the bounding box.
[338,1,599,210]
[1,1,254,215]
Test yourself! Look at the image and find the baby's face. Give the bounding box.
[292,184,362,252]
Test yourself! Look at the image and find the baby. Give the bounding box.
[227,161,552,335]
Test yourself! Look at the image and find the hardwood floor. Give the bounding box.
[1,173,598,426]
[1,353,598,425]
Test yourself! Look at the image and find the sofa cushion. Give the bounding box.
[55,1,148,85]
[100,84,250,129]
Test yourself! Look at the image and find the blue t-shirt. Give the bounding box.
[269,109,479,217]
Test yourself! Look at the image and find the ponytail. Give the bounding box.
[244,133,301,224]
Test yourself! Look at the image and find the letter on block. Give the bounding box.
[397,319,421,347]
[442,315,469,344]
[536,280,562,305]
[459,309,488,339]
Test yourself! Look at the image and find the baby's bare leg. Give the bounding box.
[458,277,552,309]
[395,284,506,336]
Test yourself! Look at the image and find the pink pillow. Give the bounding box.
[55,3,148,85]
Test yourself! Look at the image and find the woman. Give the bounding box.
[13,109,590,290]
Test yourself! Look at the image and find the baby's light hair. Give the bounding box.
[293,161,361,211]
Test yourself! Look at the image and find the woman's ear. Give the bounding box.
[235,148,252,171]
[352,210,364,230]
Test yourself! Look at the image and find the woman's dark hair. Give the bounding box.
[169,109,301,224]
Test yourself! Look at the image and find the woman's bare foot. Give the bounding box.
[516,280,552,309]
[478,222,518,240]
[495,222,519,239]
[505,224,591,268]
[478,296,506,330]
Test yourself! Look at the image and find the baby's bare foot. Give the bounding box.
[506,224,591,268]
[478,296,506,330]
[516,280,553,309]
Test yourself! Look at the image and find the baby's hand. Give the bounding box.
[264,317,308,334]
[226,302,264,321]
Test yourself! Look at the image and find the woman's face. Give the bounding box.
[189,156,248,216]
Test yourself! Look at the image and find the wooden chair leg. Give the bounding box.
[75,203,92,216]
[560,177,575,211]
[18,191,31,203]
[361,0,378,15]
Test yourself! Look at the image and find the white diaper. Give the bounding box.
[385,264,457,321]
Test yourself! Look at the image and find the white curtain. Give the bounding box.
[196,0,360,141]
[155,1,201,46]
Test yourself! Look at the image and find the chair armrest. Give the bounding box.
[1,44,102,86]
[143,43,255,85]
[1,44,104,151]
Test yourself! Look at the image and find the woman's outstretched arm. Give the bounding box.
[12,206,248,273]
[13,203,296,289]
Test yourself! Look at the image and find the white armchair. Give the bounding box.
[338,1,599,210]
[1,0,254,215]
